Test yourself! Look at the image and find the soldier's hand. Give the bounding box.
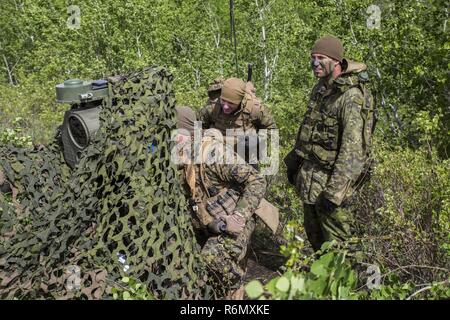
[224,212,246,235]
[287,168,298,185]
[315,193,337,215]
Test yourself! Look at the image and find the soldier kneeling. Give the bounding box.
[174,106,268,299]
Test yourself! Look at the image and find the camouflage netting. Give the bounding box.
[0,66,212,299]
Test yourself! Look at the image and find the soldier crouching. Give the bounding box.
[174,106,267,299]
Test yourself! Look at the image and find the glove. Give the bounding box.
[287,168,298,185]
[315,193,337,215]
[224,212,246,235]
[207,219,227,234]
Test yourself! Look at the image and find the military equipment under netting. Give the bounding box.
[0,66,212,299]
[56,78,108,168]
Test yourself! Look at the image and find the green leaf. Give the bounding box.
[311,260,328,277]
[307,279,327,297]
[123,291,131,300]
[338,286,349,299]
[320,240,335,252]
[245,280,264,299]
[319,252,335,268]
[11,162,25,173]
[289,276,305,299]
[265,278,278,294]
[330,281,338,297]
[275,277,290,292]
[347,270,357,288]
[122,277,130,283]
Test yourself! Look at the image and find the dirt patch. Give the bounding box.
[244,222,287,284]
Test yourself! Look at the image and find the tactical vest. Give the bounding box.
[183,137,279,234]
[296,73,376,171]
[183,138,240,229]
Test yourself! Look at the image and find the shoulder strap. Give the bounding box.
[211,100,222,120]
[183,138,217,200]
[242,81,262,121]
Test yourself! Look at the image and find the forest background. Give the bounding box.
[0,0,448,299]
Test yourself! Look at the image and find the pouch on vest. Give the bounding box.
[205,188,240,218]
[254,199,279,235]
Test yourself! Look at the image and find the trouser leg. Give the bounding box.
[303,203,325,252]
[201,218,256,290]
[316,205,353,244]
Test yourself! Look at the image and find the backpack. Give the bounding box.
[352,71,378,189]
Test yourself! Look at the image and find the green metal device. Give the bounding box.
[56,78,109,168]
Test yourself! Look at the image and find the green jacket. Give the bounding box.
[286,60,372,206]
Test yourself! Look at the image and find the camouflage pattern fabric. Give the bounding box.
[206,77,225,102]
[180,140,266,294]
[286,61,373,249]
[303,204,353,252]
[197,82,277,135]
[201,218,255,292]
[197,83,276,168]
[0,66,211,299]
[199,161,267,220]
[290,62,371,206]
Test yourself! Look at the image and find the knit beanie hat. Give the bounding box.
[220,77,246,105]
[311,35,344,62]
[175,106,196,136]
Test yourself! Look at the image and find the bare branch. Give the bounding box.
[2,54,15,85]
[406,279,449,300]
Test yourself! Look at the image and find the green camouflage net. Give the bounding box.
[0,66,211,299]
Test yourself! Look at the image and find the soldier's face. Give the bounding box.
[176,133,191,144]
[220,98,239,114]
[311,53,337,78]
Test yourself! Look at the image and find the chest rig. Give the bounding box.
[296,82,343,170]
[183,138,241,230]
[296,71,375,171]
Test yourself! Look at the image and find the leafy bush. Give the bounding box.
[354,139,450,285]
[111,277,155,300]
[247,241,359,300]
[0,0,448,300]
[246,241,450,300]
[0,117,33,148]
[253,134,450,300]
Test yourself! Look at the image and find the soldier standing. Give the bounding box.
[175,106,267,299]
[284,35,375,252]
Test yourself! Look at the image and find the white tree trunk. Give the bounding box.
[256,0,277,101]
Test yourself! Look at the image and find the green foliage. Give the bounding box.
[246,241,359,300]
[279,220,312,270]
[354,139,450,283]
[1,0,447,151]
[112,277,155,300]
[246,241,450,300]
[0,0,448,300]
[0,117,33,148]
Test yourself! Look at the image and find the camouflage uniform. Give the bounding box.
[197,82,277,166]
[180,138,267,290]
[285,60,373,251]
[198,83,276,135]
